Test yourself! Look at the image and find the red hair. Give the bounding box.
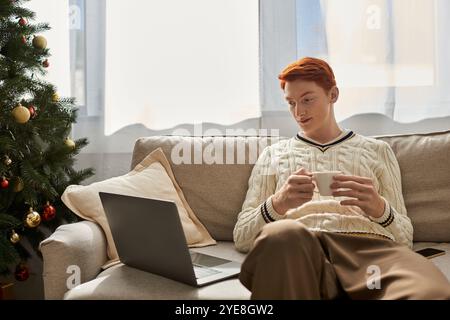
[278,57,336,92]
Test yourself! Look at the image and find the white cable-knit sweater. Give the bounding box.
[233,130,414,253]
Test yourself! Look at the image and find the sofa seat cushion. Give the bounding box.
[63,241,450,300]
[64,241,250,300]
[64,265,250,300]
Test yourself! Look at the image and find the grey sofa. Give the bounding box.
[40,131,450,299]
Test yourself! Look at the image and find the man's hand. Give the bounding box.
[330,174,385,218]
[272,168,315,215]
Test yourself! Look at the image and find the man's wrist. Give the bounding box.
[369,197,393,226]
[270,194,287,216]
[266,195,287,219]
[370,197,386,219]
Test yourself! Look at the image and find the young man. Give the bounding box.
[233,57,450,299]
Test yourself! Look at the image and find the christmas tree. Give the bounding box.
[0,0,94,281]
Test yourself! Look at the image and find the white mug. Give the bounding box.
[312,171,342,196]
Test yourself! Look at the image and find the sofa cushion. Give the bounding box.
[63,241,450,300]
[62,147,216,265]
[131,136,282,240]
[64,241,250,300]
[376,130,450,242]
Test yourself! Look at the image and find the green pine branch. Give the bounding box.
[0,213,21,229]
[0,235,20,274]
[1,0,95,277]
[0,0,35,20]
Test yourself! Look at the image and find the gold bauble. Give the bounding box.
[52,93,59,102]
[12,177,24,192]
[32,35,47,49]
[24,208,41,228]
[4,155,12,166]
[65,138,76,149]
[10,230,20,244]
[12,104,31,124]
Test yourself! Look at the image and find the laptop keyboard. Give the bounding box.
[193,264,221,279]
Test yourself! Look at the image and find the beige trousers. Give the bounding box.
[239,220,450,300]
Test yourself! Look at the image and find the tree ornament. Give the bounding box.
[10,230,20,244]
[12,104,30,123]
[21,35,27,44]
[14,264,29,281]
[1,177,9,189]
[42,202,56,221]
[4,155,12,166]
[12,177,24,192]
[32,36,47,49]
[65,138,76,149]
[24,207,41,228]
[18,18,27,26]
[28,105,36,118]
[52,93,59,102]
[42,59,49,68]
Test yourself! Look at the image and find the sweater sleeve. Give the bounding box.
[233,145,285,253]
[369,142,414,248]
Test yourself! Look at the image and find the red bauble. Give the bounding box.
[28,105,36,118]
[21,35,27,44]
[42,204,56,221]
[18,18,27,26]
[43,59,49,68]
[15,264,29,281]
[1,178,9,189]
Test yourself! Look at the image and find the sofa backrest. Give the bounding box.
[375,130,450,242]
[131,131,450,242]
[131,136,279,241]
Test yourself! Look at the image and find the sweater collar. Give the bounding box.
[295,129,355,152]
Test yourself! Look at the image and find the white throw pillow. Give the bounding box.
[61,147,216,265]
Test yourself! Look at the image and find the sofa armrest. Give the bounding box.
[39,221,108,299]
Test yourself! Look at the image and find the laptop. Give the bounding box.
[99,192,241,286]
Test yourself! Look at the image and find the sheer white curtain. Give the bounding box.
[306,0,450,123]
[104,0,260,135]
[25,0,71,97]
[71,0,450,186]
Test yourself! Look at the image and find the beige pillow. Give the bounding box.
[61,147,216,265]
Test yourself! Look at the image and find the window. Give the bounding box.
[103,0,260,135]
[294,0,448,123]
